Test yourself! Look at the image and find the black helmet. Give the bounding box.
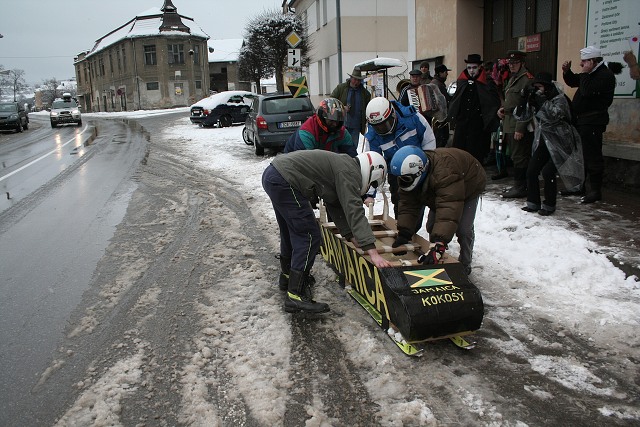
[316,97,345,133]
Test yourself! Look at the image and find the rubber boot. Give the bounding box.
[285,269,329,313]
[276,254,291,291]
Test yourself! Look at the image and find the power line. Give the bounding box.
[0,56,75,59]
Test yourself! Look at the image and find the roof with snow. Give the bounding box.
[83,2,209,60]
[207,39,244,63]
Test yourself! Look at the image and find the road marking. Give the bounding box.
[0,125,91,183]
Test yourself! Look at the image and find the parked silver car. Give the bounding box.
[243,94,314,155]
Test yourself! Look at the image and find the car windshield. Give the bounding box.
[263,97,313,114]
[0,104,18,112]
[52,100,77,109]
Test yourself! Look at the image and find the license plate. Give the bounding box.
[277,120,301,129]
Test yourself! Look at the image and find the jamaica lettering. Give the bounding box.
[320,227,390,319]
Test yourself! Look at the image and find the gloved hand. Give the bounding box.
[418,242,447,265]
[392,231,412,256]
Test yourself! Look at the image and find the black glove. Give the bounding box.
[418,242,447,265]
[392,231,412,256]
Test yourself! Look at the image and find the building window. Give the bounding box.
[192,45,200,65]
[168,44,185,64]
[512,0,526,38]
[146,82,159,90]
[492,0,505,42]
[99,57,105,76]
[109,52,114,74]
[117,49,121,71]
[195,80,202,89]
[536,0,552,33]
[144,45,157,65]
[121,46,127,71]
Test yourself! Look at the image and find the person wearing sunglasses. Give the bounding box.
[497,50,535,198]
[389,146,486,276]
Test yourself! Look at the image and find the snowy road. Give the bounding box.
[6,111,638,426]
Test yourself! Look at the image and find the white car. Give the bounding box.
[50,93,82,128]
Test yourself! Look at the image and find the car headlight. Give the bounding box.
[72,109,79,115]
[50,112,58,117]
[9,114,18,119]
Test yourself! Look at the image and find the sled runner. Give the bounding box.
[317,195,484,356]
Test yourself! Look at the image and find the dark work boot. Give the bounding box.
[581,175,602,204]
[581,191,602,204]
[491,169,508,180]
[502,182,527,198]
[276,254,291,291]
[285,269,329,313]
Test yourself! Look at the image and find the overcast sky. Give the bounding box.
[0,0,284,85]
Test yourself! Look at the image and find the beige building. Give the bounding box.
[289,0,639,187]
[74,0,210,112]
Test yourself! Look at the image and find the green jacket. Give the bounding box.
[396,148,486,244]
[330,81,372,134]
[271,150,376,250]
[502,67,534,133]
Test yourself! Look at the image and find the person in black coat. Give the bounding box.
[561,45,616,204]
[448,54,501,163]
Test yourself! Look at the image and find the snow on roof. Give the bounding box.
[208,39,244,63]
[355,57,405,71]
[85,8,209,59]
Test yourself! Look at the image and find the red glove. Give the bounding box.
[418,242,446,265]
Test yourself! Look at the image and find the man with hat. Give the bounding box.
[399,68,424,107]
[497,50,535,197]
[561,45,616,204]
[430,64,453,147]
[331,67,372,145]
[448,53,501,162]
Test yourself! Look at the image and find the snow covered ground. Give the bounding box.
[54,108,640,425]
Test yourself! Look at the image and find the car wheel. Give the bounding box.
[255,141,265,156]
[51,122,57,128]
[77,120,82,126]
[242,127,253,145]
[221,115,232,127]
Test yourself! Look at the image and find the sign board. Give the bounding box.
[286,31,301,48]
[518,34,541,52]
[287,49,301,67]
[586,0,640,97]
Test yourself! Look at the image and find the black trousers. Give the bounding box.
[262,165,321,272]
[526,141,557,211]
[577,124,605,192]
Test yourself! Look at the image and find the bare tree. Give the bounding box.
[38,78,61,106]
[6,69,27,101]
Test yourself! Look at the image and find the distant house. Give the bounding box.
[74,0,210,112]
[207,39,251,94]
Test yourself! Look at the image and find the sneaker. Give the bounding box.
[521,206,538,212]
[537,208,554,216]
[502,186,527,198]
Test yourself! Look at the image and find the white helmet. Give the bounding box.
[389,146,429,191]
[356,151,387,195]
[366,97,397,135]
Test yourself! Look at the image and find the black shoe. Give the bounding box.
[491,170,509,180]
[537,208,554,216]
[521,206,538,212]
[502,186,527,198]
[560,188,585,197]
[581,192,601,204]
[285,269,329,313]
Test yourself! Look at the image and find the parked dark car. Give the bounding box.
[243,93,314,155]
[189,90,255,127]
[0,102,29,132]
